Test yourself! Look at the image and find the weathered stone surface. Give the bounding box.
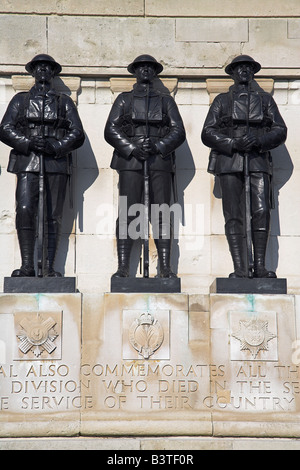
[176,18,249,43]
[146,0,300,17]
[0,293,82,437]
[0,15,47,65]
[1,292,300,438]
[0,0,144,16]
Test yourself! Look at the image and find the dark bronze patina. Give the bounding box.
[202,55,287,279]
[0,54,85,277]
[105,54,186,278]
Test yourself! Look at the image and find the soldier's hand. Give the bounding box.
[43,141,56,155]
[29,137,45,152]
[142,138,157,155]
[132,146,149,161]
[233,134,257,152]
[29,137,56,155]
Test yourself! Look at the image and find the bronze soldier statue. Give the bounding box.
[0,54,85,277]
[202,55,287,279]
[105,54,186,278]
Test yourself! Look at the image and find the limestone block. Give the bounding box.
[0,293,82,437]
[81,293,212,436]
[0,78,14,104]
[245,19,300,69]
[0,15,47,65]
[295,295,300,340]
[210,235,232,278]
[288,19,300,39]
[210,293,300,437]
[47,17,175,69]
[75,235,116,276]
[176,18,249,43]
[0,172,16,234]
[276,105,300,170]
[74,168,114,236]
[275,170,300,236]
[273,81,289,105]
[0,0,145,16]
[177,235,210,276]
[77,103,112,169]
[176,81,208,106]
[0,234,17,285]
[276,237,300,278]
[176,105,210,170]
[77,273,111,295]
[95,80,112,105]
[145,0,300,17]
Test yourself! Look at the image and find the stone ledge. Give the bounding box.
[1,436,300,450]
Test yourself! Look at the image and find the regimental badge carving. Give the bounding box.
[129,312,164,360]
[16,313,59,358]
[232,318,277,359]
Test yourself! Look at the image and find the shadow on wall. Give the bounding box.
[53,133,99,275]
[267,144,294,272]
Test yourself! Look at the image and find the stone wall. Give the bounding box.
[0,1,299,294]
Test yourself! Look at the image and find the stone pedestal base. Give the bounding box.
[110,276,181,293]
[210,277,287,294]
[0,293,82,437]
[3,277,77,293]
[1,291,300,438]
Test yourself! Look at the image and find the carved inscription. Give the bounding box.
[0,362,299,413]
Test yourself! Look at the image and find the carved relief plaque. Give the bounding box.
[230,311,278,361]
[122,310,170,360]
[14,311,62,360]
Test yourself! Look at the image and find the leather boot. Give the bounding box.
[226,234,247,278]
[155,239,177,278]
[44,232,62,277]
[12,229,36,277]
[112,239,133,278]
[253,231,276,278]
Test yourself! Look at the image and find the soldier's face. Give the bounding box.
[32,61,56,83]
[232,63,255,84]
[134,63,157,84]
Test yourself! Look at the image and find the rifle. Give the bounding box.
[37,86,46,277]
[143,84,150,278]
[244,83,254,278]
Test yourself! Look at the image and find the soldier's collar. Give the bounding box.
[133,83,160,97]
[30,85,57,98]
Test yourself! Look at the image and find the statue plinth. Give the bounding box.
[3,277,77,293]
[110,276,181,293]
[210,277,287,295]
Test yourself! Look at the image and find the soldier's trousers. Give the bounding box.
[15,171,68,273]
[15,171,68,234]
[219,172,271,236]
